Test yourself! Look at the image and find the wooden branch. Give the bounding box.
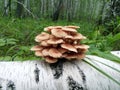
[0,51,120,90]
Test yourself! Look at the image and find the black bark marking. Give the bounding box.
[74,63,87,90]
[0,85,2,89]
[0,78,2,89]
[50,58,66,79]
[67,76,84,90]
[34,64,40,83]
[7,80,15,90]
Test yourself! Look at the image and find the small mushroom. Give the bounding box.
[77,53,85,59]
[35,32,50,42]
[31,45,44,51]
[63,52,85,59]
[35,50,43,56]
[62,27,77,32]
[42,48,50,56]
[62,52,77,59]
[40,40,51,47]
[45,56,58,63]
[74,45,89,49]
[49,48,62,58]
[44,26,63,32]
[61,43,77,53]
[51,29,67,38]
[58,48,67,54]
[47,38,64,44]
[73,33,86,40]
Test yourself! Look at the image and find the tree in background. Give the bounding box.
[52,0,63,21]
[16,0,24,18]
[3,0,11,16]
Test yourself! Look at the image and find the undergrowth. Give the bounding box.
[0,17,120,61]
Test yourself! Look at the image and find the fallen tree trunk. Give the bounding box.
[0,51,120,90]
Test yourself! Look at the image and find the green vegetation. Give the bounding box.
[0,17,120,61]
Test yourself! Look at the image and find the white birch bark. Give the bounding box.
[0,51,120,90]
[4,0,8,16]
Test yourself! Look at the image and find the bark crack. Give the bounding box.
[67,76,84,90]
[34,64,40,83]
[50,58,66,79]
[7,80,15,90]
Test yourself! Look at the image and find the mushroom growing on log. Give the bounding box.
[31,26,89,63]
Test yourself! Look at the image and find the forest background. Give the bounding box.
[0,0,120,61]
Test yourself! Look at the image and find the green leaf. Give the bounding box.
[111,33,120,43]
[6,38,18,45]
[89,49,120,63]
[86,57,120,73]
[84,59,120,86]
[0,38,6,46]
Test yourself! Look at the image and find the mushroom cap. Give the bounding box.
[49,48,62,58]
[74,45,89,49]
[65,33,86,40]
[51,29,67,38]
[44,26,63,32]
[73,33,86,40]
[45,56,58,63]
[77,53,85,59]
[61,43,77,52]
[63,52,85,59]
[64,25,80,29]
[35,32,50,42]
[35,50,43,56]
[42,48,50,56]
[62,27,77,32]
[47,38,64,44]
[65,35,73,39]
[31,45,44,51]
[58,48,67,54]
[40,40,51,47]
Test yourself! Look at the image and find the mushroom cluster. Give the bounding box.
[31,26,89,63]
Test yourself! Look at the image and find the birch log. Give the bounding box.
[0,51,120,90]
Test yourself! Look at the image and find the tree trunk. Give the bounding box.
[16,0,24,18]
[52,0,63,21]
[0,51,120,90]
[3,0,8,16]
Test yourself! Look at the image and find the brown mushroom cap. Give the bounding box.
[77,53,85,59]
[35,50,43,56]
[40,40,51,47]
[64,25,80,29]
[31,45,44,51]
[62,52,77,59]
[35,32,50,42]
[63,52,85,59]
[74,45,89,49]
[65,33,86,40]
[51,29,67,38]
[61,43,77,52]
[73,33,86,40]
[45,56,58,63]
[62,27,77,32]
[49,48,62,58]
[58,48,67,54]
[42,48,50,56]
[47,38,64,44]
[44,26,63,32]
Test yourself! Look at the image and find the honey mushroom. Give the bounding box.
[31,25,89,63]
